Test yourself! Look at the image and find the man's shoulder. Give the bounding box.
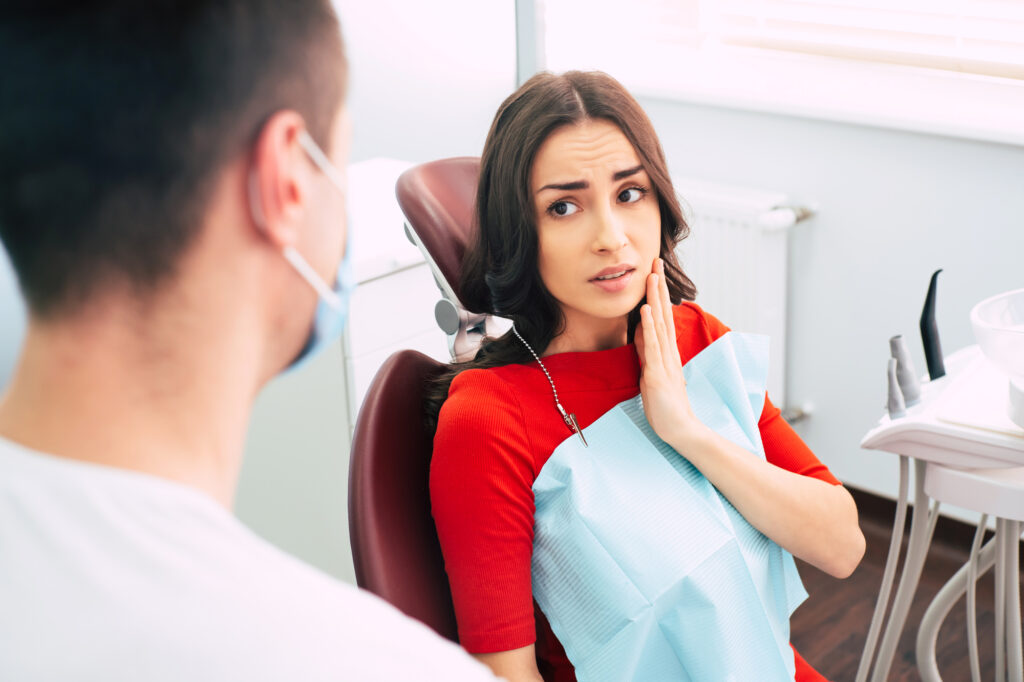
[179,541,496,681]
[0,445,494,681]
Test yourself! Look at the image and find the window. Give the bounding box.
[721,0,1024,79]
[538,0,1024,145]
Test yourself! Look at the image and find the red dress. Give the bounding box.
[431,302,836,681]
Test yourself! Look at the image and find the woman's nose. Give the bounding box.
[591,204,628,253]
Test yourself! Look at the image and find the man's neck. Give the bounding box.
[0,302,260,507]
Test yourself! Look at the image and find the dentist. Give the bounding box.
[0,2,494,680]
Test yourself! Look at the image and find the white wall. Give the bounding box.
[638,96,1024,520]
[340,0,516,165]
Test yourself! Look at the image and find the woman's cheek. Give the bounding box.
[536,231,570,298]
[640,216,662,262]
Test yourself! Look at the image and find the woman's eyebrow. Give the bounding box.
[536,164,645,194]
[612,164,644,181]
[537,179,588,193]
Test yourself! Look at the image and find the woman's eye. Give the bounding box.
[618,187,647,204]
[547,200,579,217]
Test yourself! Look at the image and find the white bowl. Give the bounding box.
[971,288,1024,428]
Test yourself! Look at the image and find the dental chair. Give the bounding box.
[348,349,458,641]
[348,158,487,641]
[395,157,502,362]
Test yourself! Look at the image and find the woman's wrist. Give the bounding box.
[664,419,717,462]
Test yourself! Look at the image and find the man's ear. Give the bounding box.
[248,110,313,250]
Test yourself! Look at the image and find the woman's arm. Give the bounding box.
[430,370,544,676]
[474,645,544,682]
[635,259,865,578]
[669,426,864,577]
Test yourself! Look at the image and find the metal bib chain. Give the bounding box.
[511,325,588,447]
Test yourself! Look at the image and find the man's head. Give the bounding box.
[0,0,348,355]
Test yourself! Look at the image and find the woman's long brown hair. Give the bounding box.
[425,71,697,433]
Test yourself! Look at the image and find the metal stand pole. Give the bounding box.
[1005,520,1022,682]
[857,455,909,682]
[871,459,939,682]
[916,536,998,681]
[967,515,989,682]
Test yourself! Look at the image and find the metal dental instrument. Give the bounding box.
[511,325,588,447]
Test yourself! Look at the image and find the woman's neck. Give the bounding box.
[542,312,629,357]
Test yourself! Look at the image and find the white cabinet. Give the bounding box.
[342,263,450,431]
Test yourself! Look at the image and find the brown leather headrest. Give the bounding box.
[395,157,480,304]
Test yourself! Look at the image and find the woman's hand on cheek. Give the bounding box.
[635,259,706,448]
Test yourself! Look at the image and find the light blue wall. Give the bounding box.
[639,96,1024,516]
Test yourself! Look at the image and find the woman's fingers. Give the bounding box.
[657,259,674,338]
[650,260,679,372]
[647,272,669,344]
[640,304,664,376]
[639,261,698,443]
[646,266,660,322]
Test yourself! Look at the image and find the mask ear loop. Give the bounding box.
[298,130,347,191]
[281,247,343,311]
[247,160,343,312]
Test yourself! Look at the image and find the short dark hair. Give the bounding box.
[0,1,347,317]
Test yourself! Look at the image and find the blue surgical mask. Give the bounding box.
[282,229,355,372]
[249,130,356,373]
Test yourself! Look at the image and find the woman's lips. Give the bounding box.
[589,268,635,293]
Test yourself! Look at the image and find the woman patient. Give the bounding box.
[428,70,865,682]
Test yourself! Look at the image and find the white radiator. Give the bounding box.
[673,177,811,411]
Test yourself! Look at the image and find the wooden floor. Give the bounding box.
[791,501,1023,681]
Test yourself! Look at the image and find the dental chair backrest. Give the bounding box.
[348,349,459,642]
[396,157,497,362]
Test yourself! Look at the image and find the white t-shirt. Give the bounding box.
[0,438,496,682]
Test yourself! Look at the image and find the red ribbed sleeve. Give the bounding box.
[430,368,538,653]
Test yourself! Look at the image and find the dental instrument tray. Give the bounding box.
[862,345,1024,469]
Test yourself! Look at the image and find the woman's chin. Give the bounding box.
[557,284,647,325]
[582,298,645,321]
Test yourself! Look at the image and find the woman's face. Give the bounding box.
[531,119,662,341]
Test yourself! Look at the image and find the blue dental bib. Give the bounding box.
[531,332,807,681]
